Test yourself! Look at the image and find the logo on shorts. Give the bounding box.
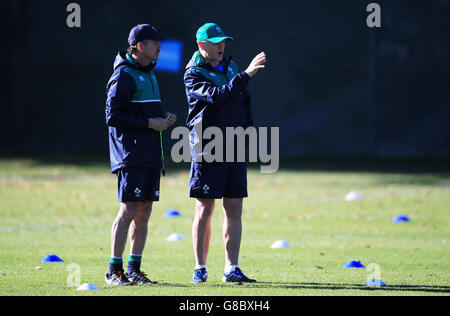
[134,187,142,198]
[202,184,210,194]
[155,190,159,197]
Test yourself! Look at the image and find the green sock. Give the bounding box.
[128,254,142,263]
[109,257,123,265]
[127,254,142,274]
[109,257,123,274]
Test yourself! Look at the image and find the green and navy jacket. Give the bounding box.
[184,51,254,161]
[106,51,164,173]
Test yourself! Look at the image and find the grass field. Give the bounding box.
[0,156,449,296]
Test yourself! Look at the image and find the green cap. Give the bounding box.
[196,23,233,43]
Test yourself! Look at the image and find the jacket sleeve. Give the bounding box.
[105,71,149,130]
[242,89,254,127]
[184,70,251,106]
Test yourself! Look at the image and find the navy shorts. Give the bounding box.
[189,162,248,199]
[117,168,160,202]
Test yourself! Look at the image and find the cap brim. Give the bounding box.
[129,34,168,46]
[207,36,233,43]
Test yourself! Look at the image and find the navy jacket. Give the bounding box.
[106,51,164,173]
[184,51,254,162]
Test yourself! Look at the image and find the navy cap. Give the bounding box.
[128,24,168,46]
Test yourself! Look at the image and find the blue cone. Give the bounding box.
[392,215,411,223]
[163,209,181,218]
[365,279,387,287]
[342,260,365,268]
[40,254,64,263]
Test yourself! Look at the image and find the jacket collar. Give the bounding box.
[186,50,232,73]
[114,51,156,72]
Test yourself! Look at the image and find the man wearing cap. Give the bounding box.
[184,23,266,283]
[105,24,177,286]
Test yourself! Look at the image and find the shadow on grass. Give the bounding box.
[1,153,449,186]
[159,281,450,294]
[0,152,110,167]
[2,152,449,172]
[256,157,450,174]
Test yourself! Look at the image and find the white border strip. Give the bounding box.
[131,99,161,103]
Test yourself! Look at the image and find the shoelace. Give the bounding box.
[233,268,249,280]
[117,271,130,283]
[134,270,151,281]
[194,269,206,279]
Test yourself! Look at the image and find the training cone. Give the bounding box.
[342,260,365,268]
[163,209,181,218]
[76,283,100,291]
[365,279,387,287]
[166,233,185,241]
[40,254,64,263]
[345,191,362,201]
[270,240,292,249]
[392,215,410,223]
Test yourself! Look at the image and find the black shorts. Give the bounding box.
[189,162,248,199]
[117,168,160,202]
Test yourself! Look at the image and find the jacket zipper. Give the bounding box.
[149,73,155,93]
[224,56,232,79]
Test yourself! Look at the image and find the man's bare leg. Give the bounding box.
[111,202,140,258]
[222,198,243,267]
[129,201,153,256]
[192,198,215,266]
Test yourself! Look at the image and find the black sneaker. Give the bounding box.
[223,268,257,283]
[126,270,158,285]
[104,270,133,286]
